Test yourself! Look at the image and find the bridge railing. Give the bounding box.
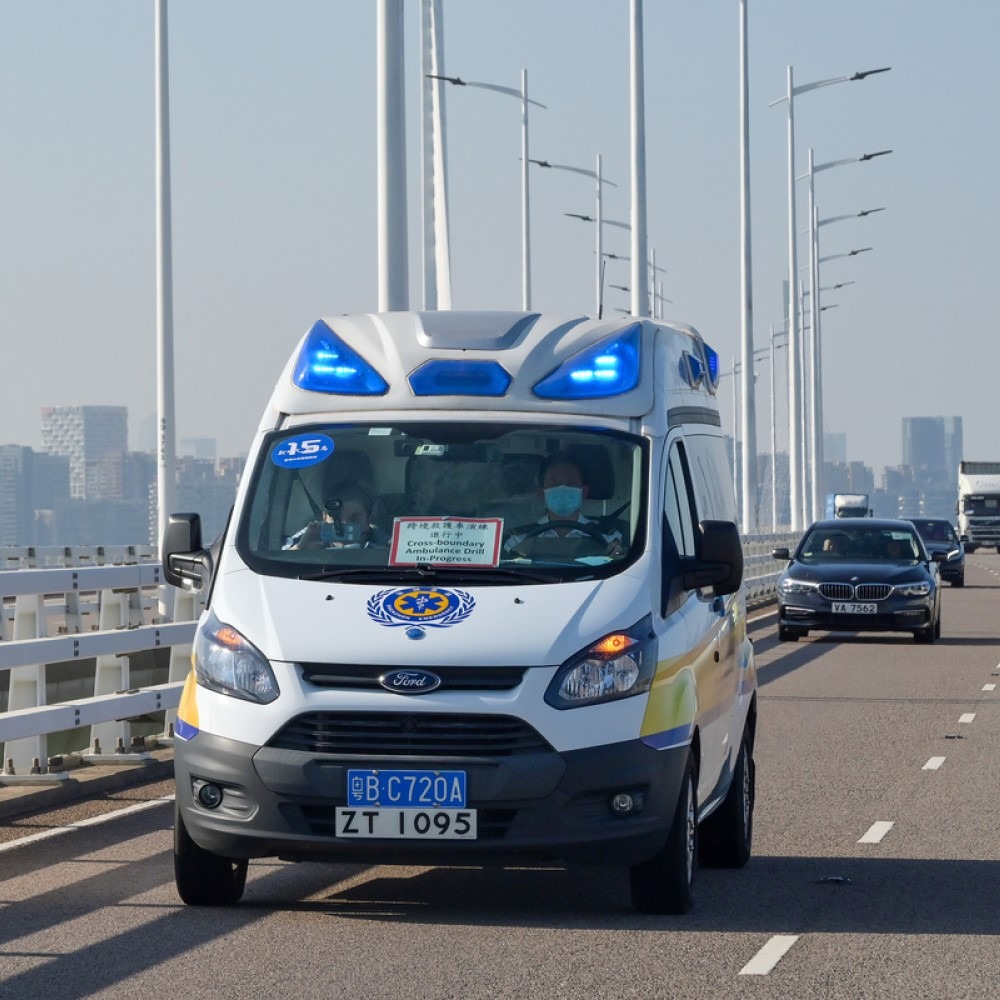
[0,533,795,783]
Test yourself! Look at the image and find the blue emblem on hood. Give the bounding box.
[367,587,475,630]
[379,668,442,694]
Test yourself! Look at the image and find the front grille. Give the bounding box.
[300,663,527,691]
[818,582,892,601]
[267,711,551,756]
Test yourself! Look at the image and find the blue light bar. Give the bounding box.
[408,359,512,396]
[292,320,388,395]
[681,351,705,388]
[702,343,721,391]
[533,324,641,400]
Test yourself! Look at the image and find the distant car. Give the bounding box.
[909,518,965,587]
[772,518,945,644]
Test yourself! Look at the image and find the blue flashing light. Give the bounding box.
[292,320,388,395]
[703,343,721,392]
[681,351,705,388]
[408,359,512,397]
[533,324,641,400]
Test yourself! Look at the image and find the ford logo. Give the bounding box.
[378,668,442,694]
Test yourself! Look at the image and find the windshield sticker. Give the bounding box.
[389,517,503,567]
[367,587,475,631]
[270,433,335,468]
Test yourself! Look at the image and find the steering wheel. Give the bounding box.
[511,520,611,545]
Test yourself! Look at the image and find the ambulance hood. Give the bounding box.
[210,565,652,668]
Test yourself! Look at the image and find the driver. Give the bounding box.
[505,453,624,555]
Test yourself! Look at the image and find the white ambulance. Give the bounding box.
[163,310,757,914]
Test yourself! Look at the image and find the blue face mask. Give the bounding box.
[544,485,584,518]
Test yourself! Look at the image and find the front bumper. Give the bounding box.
[175,730,689,867]
[778,599,933,634]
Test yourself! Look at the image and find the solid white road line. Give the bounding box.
[858,820,894,844]
[0,795,174,853]
[958,713,976,724]
[923,756,946,770]
[739,935,800,976]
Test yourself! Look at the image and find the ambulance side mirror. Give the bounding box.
[162,512,212,590]
[681,519,744,596]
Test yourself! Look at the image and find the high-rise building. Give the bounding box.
[41,405,128,499]
[902,416,963,473]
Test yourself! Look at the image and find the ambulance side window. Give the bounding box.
[662,441,698,616]
[665,442,696,558]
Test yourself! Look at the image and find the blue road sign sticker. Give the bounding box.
[270,433,335,468]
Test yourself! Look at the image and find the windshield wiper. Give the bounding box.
[299,564,558,584]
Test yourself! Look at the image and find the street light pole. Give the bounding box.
[629,0,649,318]
[427,70,546,310]
[530,155,617,315]
[738,0,757,530]
[769,63,890,530]
[802,147,889,518]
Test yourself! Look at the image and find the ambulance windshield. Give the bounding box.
[237,422,647,583]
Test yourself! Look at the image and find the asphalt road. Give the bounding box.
[1,556,999,998]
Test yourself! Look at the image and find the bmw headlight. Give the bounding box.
[779,577,817,595]
[545,618,655,710]
[896,581,931,597]
[194,610,279,704]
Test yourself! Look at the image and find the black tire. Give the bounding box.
[174,804,248,906]
[630,750,697,915]
[699,730,755,869]
[914,623,936,644]
[934,612,942,639]
[777,623,800,642]
[952,574,965,588]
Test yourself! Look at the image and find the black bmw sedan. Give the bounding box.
[772,518,945,643]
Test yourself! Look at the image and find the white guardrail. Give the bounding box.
[0,535,795,784]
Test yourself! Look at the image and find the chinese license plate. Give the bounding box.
[346,768,467,808]
[335,807,477,839]
[337,769,476,840]
[832,602,877,614]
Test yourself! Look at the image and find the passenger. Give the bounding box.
[284,484,384,550]
[505,453,624,555]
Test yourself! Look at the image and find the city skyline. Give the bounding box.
[1,3,998,474]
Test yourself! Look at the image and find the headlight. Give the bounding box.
[896,582,931,597]
[545,618,655,710]
[779,577,817,595]
[194,610,279,704]
[946,548,962,561]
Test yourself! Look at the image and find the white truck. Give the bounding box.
[825,492,870,518]
[957,461,1000,553]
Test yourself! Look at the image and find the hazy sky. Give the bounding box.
[1,1,997,475]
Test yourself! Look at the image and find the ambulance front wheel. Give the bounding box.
[174,804,249,906]
[629,749,697,915]
[698,729,754,869]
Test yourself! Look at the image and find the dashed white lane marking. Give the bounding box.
[983,684,996,692]
[0,795,173,853]
[858,820,894,844]
[923,756,946,770]
[739,935,800,976]
[958,713,976,724]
